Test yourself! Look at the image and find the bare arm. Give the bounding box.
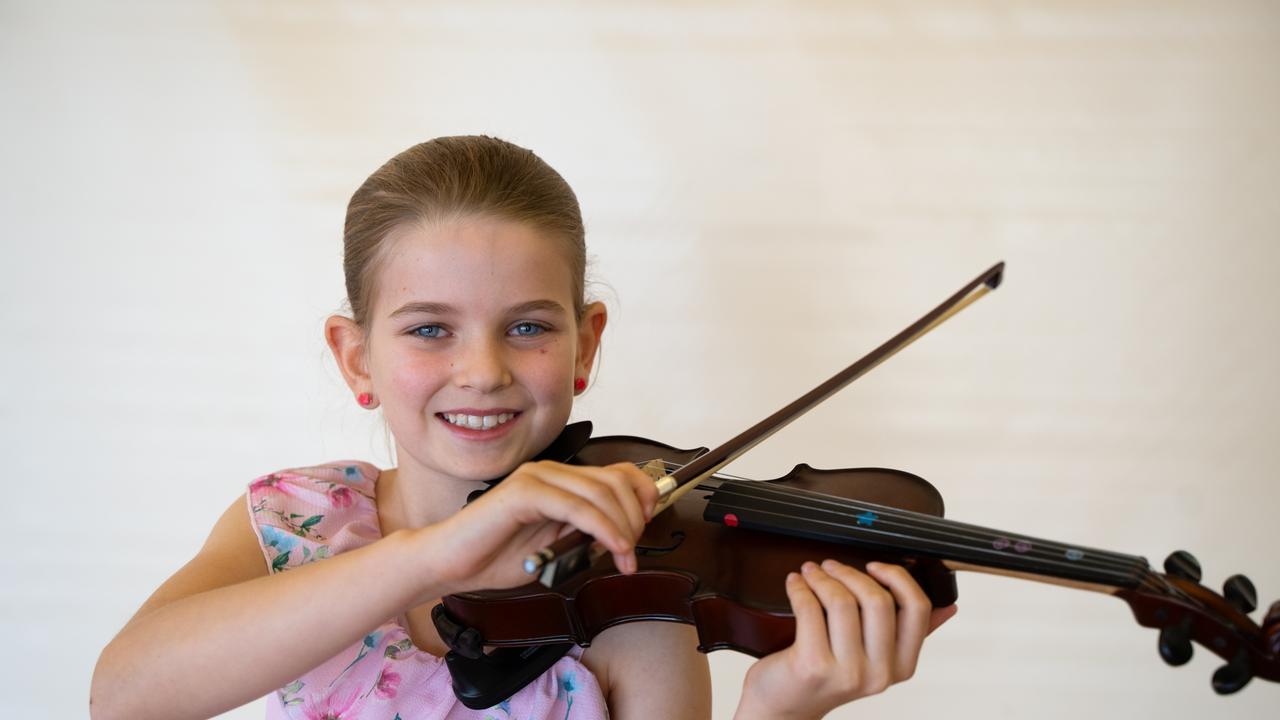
[90,494,448,720]
[91,460,659,720]
[583,621,712,720]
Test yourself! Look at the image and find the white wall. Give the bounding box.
[2,1,1278,717]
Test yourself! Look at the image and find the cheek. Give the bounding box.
[383,351,448,400]
[523,343,574,392]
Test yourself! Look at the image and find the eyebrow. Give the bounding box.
[388,299,568,319]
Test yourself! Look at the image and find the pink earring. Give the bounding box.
[357,392,374,407]
[574,378,587,392]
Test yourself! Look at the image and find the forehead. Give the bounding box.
[372,217,576,318]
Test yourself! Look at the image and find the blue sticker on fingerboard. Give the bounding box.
[855,511,879,527]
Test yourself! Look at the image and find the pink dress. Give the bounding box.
[247,461,610,720]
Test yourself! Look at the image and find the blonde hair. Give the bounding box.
[342,135,587,328]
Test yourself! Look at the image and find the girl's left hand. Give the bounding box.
[734,559,957,720]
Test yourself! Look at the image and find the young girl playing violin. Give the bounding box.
[91,135,956,720]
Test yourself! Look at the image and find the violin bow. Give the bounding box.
[523,261,1006,587]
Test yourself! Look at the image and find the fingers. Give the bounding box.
[786,567,834,667]
[608,461,661,522]
[864,561,934,681]
[501,461,659,574]
[530,464,636,539]
[790,560,939,693]
[799,561,867,667]
[820,560,896,677]
[504,471,629,561]
[582,462,658,536]
[928,603,958,635]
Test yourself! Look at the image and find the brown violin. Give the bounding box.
[432,262,1279,706]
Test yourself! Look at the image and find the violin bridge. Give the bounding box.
[639,458,679,511]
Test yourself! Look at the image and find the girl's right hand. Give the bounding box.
[424,460,661,595]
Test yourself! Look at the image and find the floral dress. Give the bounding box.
[248,462,609,720]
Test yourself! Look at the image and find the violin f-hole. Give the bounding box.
[637,530,686,556]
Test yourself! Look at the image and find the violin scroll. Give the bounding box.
[1120,554,1278,694]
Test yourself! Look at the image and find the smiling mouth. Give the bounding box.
[438,411,521,430]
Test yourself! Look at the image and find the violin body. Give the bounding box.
[435,264,1278,704]
[442,433,959,657]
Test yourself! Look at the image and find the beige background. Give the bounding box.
[2,1,1278,717]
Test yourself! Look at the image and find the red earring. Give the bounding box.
[574,378,587,392]
[357,392,373,407]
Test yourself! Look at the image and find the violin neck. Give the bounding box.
[938,559,1132,595]
[705,479,1151,592]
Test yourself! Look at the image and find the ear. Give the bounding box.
[325,315,375,404]
[575,301,608,378]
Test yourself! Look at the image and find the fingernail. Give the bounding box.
[786,572,800,583]
[821,559,839,571]
[801,561,818,574]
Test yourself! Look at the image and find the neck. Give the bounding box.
[376,455,487,536]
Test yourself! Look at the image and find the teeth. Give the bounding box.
[443,412,515,429]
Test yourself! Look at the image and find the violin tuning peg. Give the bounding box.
[1211,650,1253,695]
[1158,620,1194,666]
[1263,601,1280,656]
[1223,574,1257,614]
[1259,599,1280,655]
[1266,600,1280,627]
[1164,550,1202,583]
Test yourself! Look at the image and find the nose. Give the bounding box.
[452,335,513,393]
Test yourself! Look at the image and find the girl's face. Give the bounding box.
[363,217,602,485]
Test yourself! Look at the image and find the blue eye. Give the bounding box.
[510,322,547,337]
[411,325,446,339]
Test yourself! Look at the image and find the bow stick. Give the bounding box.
[523,261,1006,587]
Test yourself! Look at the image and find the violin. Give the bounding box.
[431,262,1279,708]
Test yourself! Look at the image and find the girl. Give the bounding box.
[91,135,956,720]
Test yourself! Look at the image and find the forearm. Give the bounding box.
[732,691,819,720]
[91,527,444,720]
[733,699,819,720]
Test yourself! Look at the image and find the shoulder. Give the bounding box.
[248,460,379,500]
[122,462,383,628]
[247,461,382,573]
[581,621,711,720]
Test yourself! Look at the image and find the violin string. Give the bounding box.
[652,460,1147,584]
[705,492,1143,586]
[650,458,1198,599]
[721,476,1152,576]
[756,482,1189,600]
[712,488,1143,584]
[655,460,1145,575]
[703,478,1148,581]
[648,461,1194,602]
[740,480,1144,572]
[1132,569,1193,605]
[761,483,1152,582]
[1143,568,1198,605]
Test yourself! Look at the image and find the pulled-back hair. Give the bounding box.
[342,136,587,328]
